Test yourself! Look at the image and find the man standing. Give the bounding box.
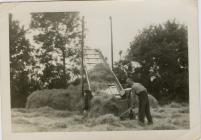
[83,89,93,111]
[126,78,153,125]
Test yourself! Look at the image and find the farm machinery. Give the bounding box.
[81,48,134,118]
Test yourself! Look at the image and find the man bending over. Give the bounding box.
[126,78,153,125]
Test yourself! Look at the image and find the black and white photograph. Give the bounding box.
[8,1,191,132]
[0,0,201,139]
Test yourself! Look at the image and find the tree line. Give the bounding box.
[9,12,82,107]
[113,20,189,104]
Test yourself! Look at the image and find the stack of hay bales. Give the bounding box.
[26,85,82,111]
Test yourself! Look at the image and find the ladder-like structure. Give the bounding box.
[83,48,124,98]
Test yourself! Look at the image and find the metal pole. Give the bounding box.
[81,16,85,96]
[109,16,114,70]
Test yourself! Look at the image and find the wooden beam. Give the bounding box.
[109,16,114,70]
[81,16,85,96]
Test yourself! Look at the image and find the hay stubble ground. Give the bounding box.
[11,102,189,132]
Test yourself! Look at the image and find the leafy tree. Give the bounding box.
[30,12,81,88]
[9,14,37,107]
[117,20,188,103]
[113,60,129,88]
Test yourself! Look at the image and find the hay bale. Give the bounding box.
[26,85,82,110]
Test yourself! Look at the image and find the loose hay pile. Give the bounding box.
[26,85,82,111]
[88,94,159,117]
[88,95,127,117]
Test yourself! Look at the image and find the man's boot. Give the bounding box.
[138,120,145,126]
[129,109,136,120]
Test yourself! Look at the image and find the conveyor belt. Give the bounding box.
[83,48,124,98]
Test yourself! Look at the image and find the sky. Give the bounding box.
[12,0,192,65]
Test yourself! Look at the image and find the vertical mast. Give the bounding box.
[109,16,114,70]
[81,16,85,96]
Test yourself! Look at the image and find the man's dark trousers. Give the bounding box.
[138,91,153,124]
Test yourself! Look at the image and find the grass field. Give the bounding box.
[11,102,189,132]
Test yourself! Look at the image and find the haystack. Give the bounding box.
[26,85,82,111]
[148,94,159,108]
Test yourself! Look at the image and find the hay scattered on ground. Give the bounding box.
[11,102,189,132]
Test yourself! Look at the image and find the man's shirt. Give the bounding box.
[131,82,147,95]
